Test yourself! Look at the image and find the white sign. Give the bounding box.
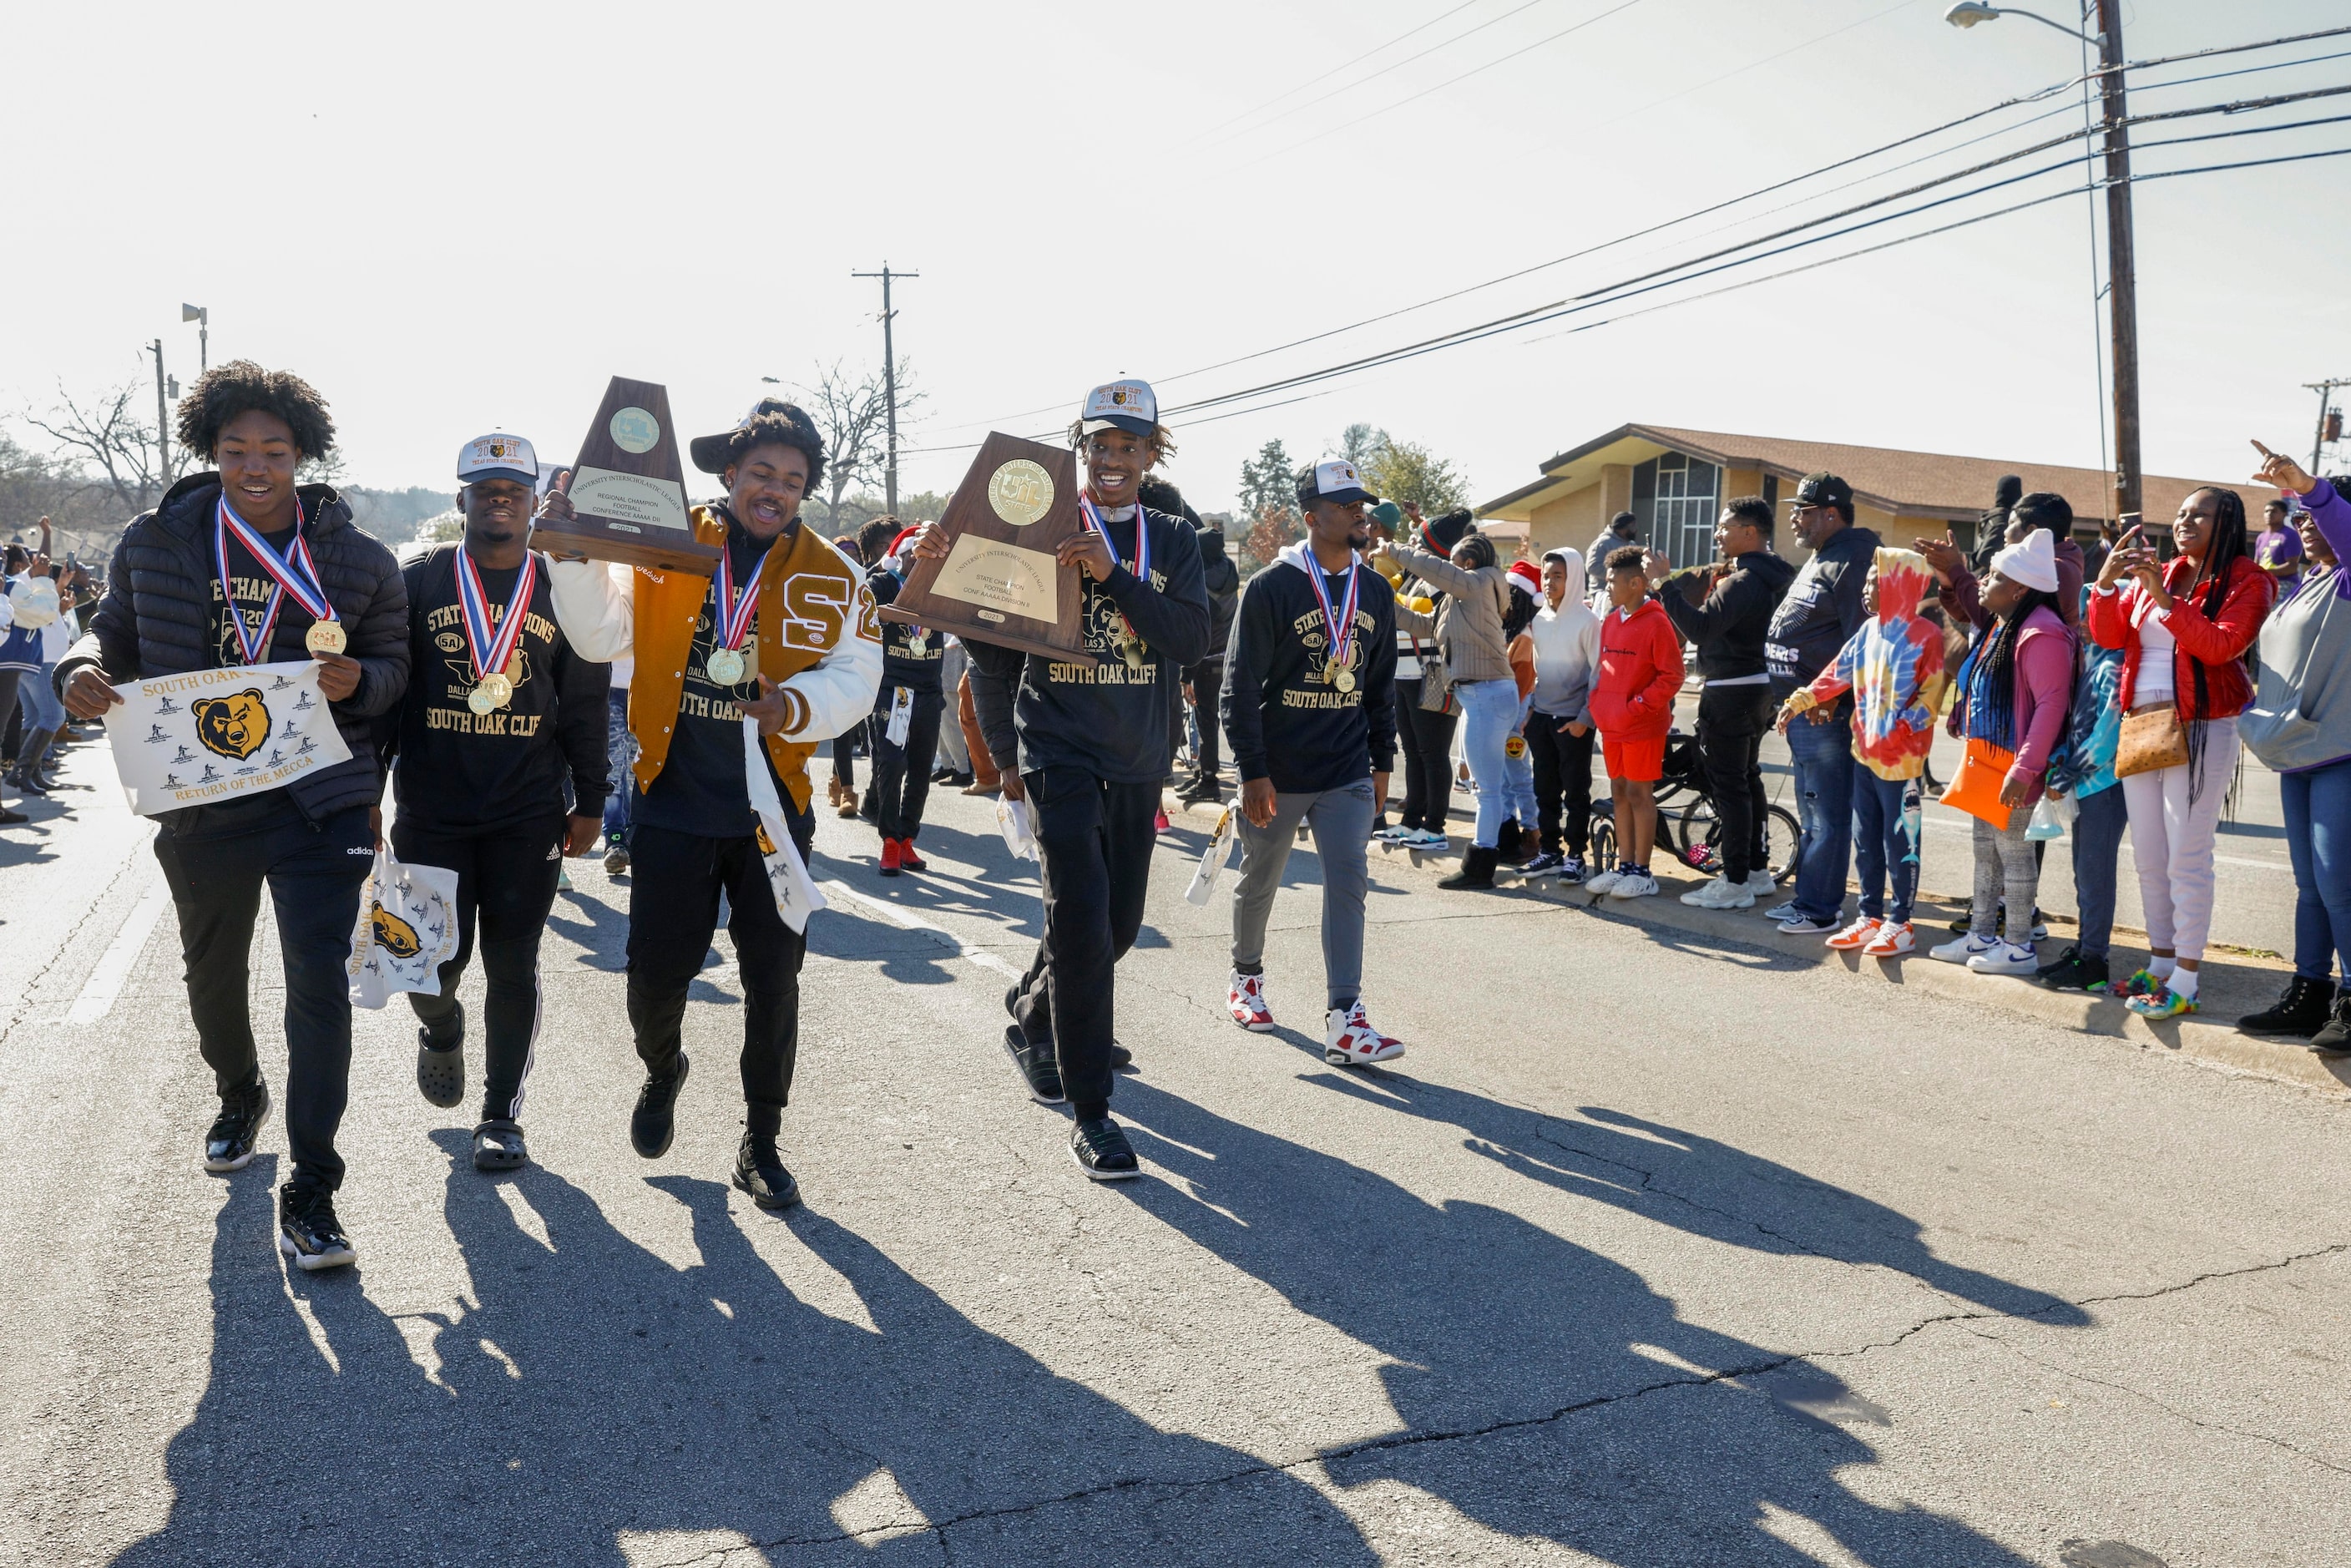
[103,660,353,817]
[743,717,826,933]
[347,848,462,1009]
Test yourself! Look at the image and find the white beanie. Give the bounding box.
[1991,527,2059,594]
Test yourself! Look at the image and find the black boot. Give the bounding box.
[2310,994,2351,1056]
[2240,974,2334,1037]
[8,728,54,795]
[630,1053,690,1159]
[1438,846,1500,890]
[733,1128,801,1210]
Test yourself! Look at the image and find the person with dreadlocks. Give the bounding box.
[541,397,882,1209]
[1373,506,1473,851]
[914,379,1210,1180]
[1927,528,2074,975]
[55,362,409,1270]
[2088,485,2272,1018]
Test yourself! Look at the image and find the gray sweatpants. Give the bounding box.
[1229,778,1376,1010]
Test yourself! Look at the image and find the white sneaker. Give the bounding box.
[1609,870,1660,899]
[1929,933,1997,964]
[1680,875,1754,909]
[1762,900,1800,923]
[1372,825,1412,843]
[1325,1002,1404,1066]
[1408,829,1449,850]
[1743,869,1779,896]
[1967,940,2041,976]
[1584,867,1625,894]
[1227,971,1276,1031]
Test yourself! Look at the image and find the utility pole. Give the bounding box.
[851,263,917,515]
[2305,378,2351,473]
[2094,0,2141,525]
[183,303,209,372]
[149,339,170,498]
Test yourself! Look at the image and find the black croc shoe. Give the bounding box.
[473,1119,528,1171]
[416,1004,467,1109]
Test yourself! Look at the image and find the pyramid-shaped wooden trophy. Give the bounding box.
[882,432,1098,664]
[532,377,719,575]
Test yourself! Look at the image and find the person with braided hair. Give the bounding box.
[2087,485,2273,1018]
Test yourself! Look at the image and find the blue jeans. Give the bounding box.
[1850,767,1916,923]
[601,689,635,844]
[2282,757,2351,986]
[1489,692,1537,827]
[1454,678,1520,851]
[2070,781,2129,961]
[19,662,63,730]
[1786,710,1855,921]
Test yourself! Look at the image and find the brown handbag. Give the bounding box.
[2114,702,2190,779]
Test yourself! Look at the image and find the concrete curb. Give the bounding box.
[1160,791,2351,1100]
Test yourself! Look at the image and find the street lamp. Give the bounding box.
[1942,3,2092,43]
[1949,0,2141,525]
[181,303,208,372]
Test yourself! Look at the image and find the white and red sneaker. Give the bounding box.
[1324,1002,1404,1066]
[1227,970,1275,1032]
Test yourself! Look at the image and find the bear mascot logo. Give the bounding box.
[192,690,273,761]
[370,903,423,960]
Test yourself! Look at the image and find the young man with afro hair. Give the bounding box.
[58,360,410,1271]
[542,397,880,1209]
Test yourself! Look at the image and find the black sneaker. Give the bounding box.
[2240,974,2334,1037]
[2035,946,2110,994]
[2310,994,2351,1056]
[277,1183,356,1271]
[1069,1115,1140,1181]
[416,1004,466,1108]
[1110,1042,1134,1070]
[1005,1024,1064,1105]
[473,1119,528,1171]
[630,1053,690,1159]
[203,1078,272,1172]
[733,1129,801,1210]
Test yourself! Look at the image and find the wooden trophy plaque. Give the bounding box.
[530,377,719,576]
[881,432,1098,665]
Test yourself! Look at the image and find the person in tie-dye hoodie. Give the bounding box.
[1776,548,1947,958]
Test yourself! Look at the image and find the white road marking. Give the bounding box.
[819,879,1025,979]
[64,879,170,1025]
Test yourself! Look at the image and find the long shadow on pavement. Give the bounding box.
[116,1139,1378,1566]
[1114,1077,2059,1566]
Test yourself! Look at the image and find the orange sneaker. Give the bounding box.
[1825,917,1881,951]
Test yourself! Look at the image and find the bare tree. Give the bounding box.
[794,359,923,527]
[23,382,177,515]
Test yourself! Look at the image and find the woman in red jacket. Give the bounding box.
[2086,486,2271,1018]
[1584,545,1685,900]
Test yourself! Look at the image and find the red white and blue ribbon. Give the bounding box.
[1079,490,1150,584]
[711,544,773,653]
[214,493,325,664]
[1303,554,1363,670]
[454,547,539,680]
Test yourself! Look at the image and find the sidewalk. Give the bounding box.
[1162,791,2351,1100]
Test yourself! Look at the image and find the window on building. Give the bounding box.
[1633,453,1722,569]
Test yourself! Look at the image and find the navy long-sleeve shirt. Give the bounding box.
[1221,548,1398,792]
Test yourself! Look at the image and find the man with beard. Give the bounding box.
[541,399,880,1210]
[57,362,408,1270]
[912,380,1210,1180]
[390,433,610,1171]
[1220,460,1402,1062]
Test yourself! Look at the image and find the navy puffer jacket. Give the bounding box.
[58,473,409,825]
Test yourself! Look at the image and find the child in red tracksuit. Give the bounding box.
[1585,545,1685,899]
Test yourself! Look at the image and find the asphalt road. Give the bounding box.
[1,733,2345,1567]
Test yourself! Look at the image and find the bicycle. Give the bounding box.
[1583,729,1803,886]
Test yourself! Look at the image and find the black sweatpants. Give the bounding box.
[392,812,567,1123]
[1697,683,1775,883]
[868,686,944,841]
[1012,768,1159,1110]
[625,813,812,1128]
[1184,657,1224,780]
[1394,681,1459,831]
[1525,710,1595,857]
[152,804,375,1191]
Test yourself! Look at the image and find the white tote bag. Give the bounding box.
[347,847,462,1009]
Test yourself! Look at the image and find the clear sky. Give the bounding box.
[5,0,2344,517]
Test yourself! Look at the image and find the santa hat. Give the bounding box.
[884,524,923,566]
[1506,559,1542,597]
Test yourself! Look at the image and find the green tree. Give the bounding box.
[1337,422,1388,470]
[1236,439,1297,530]
[1366,438,1469,516]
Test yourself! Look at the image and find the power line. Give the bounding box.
[1194,0,1559,153]
[1181,0,1484,145]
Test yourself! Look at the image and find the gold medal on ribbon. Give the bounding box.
[706,647,746,687]
[1335,669,1357,694]
[469,673,513,715]
[305,620,347,655]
